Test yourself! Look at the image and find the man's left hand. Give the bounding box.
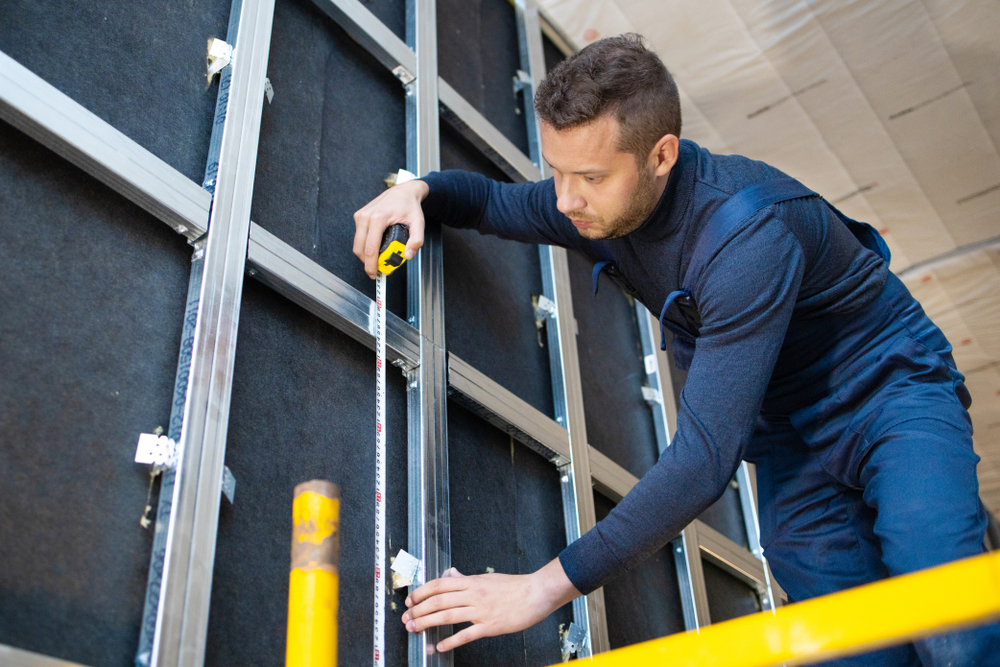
[401,557,580,653]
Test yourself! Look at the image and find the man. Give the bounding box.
[353,34,998,665]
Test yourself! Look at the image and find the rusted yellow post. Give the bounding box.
[287,480,341,667]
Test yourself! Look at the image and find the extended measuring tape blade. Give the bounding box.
[374,270,387,667]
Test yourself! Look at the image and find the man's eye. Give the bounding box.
[586,176,600,184]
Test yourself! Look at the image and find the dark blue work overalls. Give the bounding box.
[600,178,1000,666]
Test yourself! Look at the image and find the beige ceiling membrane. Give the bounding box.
[540,0,1000,515]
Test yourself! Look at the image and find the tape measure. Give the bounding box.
[374,223,407,667]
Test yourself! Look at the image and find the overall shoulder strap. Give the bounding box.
[657,177,817,351]
[684,177,818,290]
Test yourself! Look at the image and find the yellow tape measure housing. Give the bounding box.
[378,224,409,275]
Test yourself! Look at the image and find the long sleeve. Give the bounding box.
[559,211,807,594]
[420,170,582,249]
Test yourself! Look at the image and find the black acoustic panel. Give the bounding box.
[702,561,760,624]
[360,0,406,41]
[593,492,685,649]
[251,0,408,318]
[206,279,410,666]
[448,401,571,667]
[0,121,192,665]
[437,0,530,157]
[0,0,231,182]
[567,249,659,480]
[441,123,555,419]
[542,34,567,74]
[698,482,750,549]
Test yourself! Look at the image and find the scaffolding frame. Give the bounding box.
[0,0,778,664]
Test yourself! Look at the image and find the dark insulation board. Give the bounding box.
[441,124,555,419]
[0,0,232,182]
[702,561,761,623]
[593,493,686,649]
[0,121,193,665]
[437,0,530,158]
[567,250,660,481]
[205,279,411,666]
[448,401,572,667]
[250,0,409,319]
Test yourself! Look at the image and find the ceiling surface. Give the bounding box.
[540,0,1000,517]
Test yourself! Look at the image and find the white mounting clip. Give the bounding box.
[207,38,233,85]
[264,77,274,104]
[512,69,532,96]
[392,65,416,86]
[562,622,587,656]
[644,353,658,375]
[135,433,178,469]
[390,549,423,589]
[641,385,662,405]
[533,294,556,323]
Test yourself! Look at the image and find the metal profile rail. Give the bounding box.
[0,50,211,242]
[514,0,609,653]
[555,550,1000,667]
[246,223,420,368]
[309,0,541,185]
[0,645,89,667]
[447,353,570,465]
[150,1,275,665]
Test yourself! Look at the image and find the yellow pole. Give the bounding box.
[287,480,341,667]
[559,550,1000,667]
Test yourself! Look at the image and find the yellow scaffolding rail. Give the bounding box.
[560,550,1000,667]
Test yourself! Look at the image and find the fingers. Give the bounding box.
[352,181,428,278]
[442,567,464,578]
[434,625,487,653]
[404,218,424,260]
[406,574,470,608]
[403,604,476,633]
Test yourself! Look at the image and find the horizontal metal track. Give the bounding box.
[447,352,569,464]
[0,645,89,667]
[311,0,415,76]
[694,519,768,590]
[0,50,211,241]
[312,0,541,184]
[438,80,541,183]
[246,223,421,368]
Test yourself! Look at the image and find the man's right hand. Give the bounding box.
[353,179,430,279]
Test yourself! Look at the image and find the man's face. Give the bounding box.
[541,115,663,240]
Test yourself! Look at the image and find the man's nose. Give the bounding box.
[555,180,585,215]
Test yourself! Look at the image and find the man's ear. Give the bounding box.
[650,134,680,177]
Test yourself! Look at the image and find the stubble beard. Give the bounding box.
[572,165,661,241]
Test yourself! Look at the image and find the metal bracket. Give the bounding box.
[533,294,556,324]
[644,353,657,375]
[512,69,531,96]
[561,621,588,656]
[263,77,274,104]
[135,433,178,469]
[221,466,236,505]
[391,64,415,85]
[206,38,233,85]
[641,385,662,405]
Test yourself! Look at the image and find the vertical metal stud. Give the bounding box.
[737,462,783,610]
[405,0,450,665]
[149,1,276,665]
[514,0,609,652]
[637,305,712,630]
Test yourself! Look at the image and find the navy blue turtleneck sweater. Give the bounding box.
[421,139,893,595]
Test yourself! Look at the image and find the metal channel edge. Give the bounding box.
[447,353,570,465]
[0,50,210,241]
[246,223,420,368]
[151,1,275,665]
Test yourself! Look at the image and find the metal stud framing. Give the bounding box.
[0,0,778,663]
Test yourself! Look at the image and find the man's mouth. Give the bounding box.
[571,219,593,229]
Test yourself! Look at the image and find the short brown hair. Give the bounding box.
[534,34,681,162]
